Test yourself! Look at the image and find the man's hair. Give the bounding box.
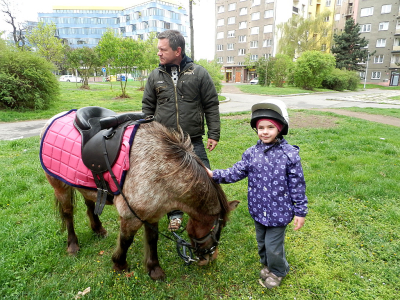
[158,30,185,56]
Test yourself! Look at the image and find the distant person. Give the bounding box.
[206,99,308,289]
[142,29,220,231]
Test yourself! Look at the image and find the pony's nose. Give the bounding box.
[197,254,210,266]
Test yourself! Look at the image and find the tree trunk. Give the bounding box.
[189,0,194,60]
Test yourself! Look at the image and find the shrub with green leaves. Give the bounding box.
[293,51,336,90]
[196,59,224,94]
[0,48,59,110]
[322,69,360,91]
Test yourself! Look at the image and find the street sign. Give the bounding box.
[102,67,106,73]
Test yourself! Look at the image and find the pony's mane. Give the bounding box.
[146,122,229,220]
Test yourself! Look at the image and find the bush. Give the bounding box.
[293,51,336,90]
[196,59,224,94]
[322,69,360,91]
[0,48,59,110]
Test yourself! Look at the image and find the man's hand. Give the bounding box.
[207,139,218,151]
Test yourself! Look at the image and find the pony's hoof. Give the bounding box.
[112,262,129,272]
[149,266,166,281]
[67,244,80,255]
[94,227,108,237]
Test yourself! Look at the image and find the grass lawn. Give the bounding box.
[0,106,399,299]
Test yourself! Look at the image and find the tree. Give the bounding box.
[293,51,336,90]
[26,22,65,68]
[196,59,224,94]
[96,29,120,89]
[331,18,371,71]
[1,0,28,50]
[137,32,159,89]
[276,10,333,59]
[254,57,275,87]
[270,54,294,87]
[65,47,102,89]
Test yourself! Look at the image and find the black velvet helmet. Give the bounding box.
[250,99,289,135]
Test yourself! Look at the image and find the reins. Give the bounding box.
[100,125,219,265]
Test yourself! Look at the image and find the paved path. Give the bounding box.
[1,87,399,141]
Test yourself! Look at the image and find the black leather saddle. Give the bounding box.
[73,106,153,215]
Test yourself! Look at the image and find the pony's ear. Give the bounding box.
[228,200,240,212]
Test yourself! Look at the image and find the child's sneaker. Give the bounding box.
[259,272,283,289]
[260,266,270,280]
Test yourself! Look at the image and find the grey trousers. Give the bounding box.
[254,220,290,277]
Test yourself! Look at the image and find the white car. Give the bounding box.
[59,75,82,82]
[250,77,259,85]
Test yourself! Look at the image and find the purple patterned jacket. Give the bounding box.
[212,139,308,227]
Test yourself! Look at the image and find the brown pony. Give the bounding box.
[40,117,238,280]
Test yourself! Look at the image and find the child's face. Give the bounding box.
[257,120,279,144]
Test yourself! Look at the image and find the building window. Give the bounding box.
[360,7,374,17]
[379,22,389,31]
[265,10,273,18]
[321,44,327,51]
[227,17,235,24]
[250,54,258,61]
[252,0,261,6]
[239,7,247,15]
[324,16,330,22]
[228,30,235,38]
[263,39,272,47]
[217,5,224,13]
[227,43,234,50]
[394,39,400,47]
[228,3,236,11]
[239,35,247,42]
[326,0,331,6]
[239,21,247,29]
[263,53,272,59]
[251,12,260,20]
[376,38,386,47]
[217,32,224,39]
[264,25,273,33]
[217,19,224,26]
[336,0,342,5]
[360,24,371,32]
[217,44,223,51]
[371,72,381,79]
[238,48,246,55]
[381,4,391,14]
[251,27,259,34]
[217,57,223,63]
[250,40,258,48]
[266,0,274,3]
[374,55,384,63]
[335,14,340,21]
[227,56,234,63]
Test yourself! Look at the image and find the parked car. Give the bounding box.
[250,77,259,85]
[59,75,82,82]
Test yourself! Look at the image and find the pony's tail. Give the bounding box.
[54,187,76,232]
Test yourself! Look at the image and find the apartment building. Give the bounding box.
[356,1,400,86]
[38,0,188,48]
[215,0,308,83]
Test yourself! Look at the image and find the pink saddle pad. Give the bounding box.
[40,110,138,194]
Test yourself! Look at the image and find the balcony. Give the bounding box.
[293,6,299,14]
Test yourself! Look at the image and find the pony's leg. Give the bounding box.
[84,198,108,237]
[111,217,139,272]
[144,222,165,280]
[48,175,79,254]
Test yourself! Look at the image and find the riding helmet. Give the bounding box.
[250,99,289,136]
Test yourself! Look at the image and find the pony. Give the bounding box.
[40,113,239,280]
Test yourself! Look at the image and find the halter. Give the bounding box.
[189,216,223,259]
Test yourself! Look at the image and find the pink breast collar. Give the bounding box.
[40,110,137,194]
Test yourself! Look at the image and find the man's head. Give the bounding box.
[157,30,185,65]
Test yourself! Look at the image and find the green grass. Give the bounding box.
[358,83,400,90]
[0,81,144,122]
[0,109,399,299]
[238,84,333,95]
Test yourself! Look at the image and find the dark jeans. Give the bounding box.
[168,137,210,219]
[254,220,290,277]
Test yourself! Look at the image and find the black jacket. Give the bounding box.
[142,55,220,141]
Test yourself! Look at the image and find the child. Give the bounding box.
[207,99,308,289]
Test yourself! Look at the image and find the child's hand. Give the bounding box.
[205,167,213,178]
[293,216,305,231]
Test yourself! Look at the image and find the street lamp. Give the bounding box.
[364,51,370,89]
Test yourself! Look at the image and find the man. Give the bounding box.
[142,29,220,231]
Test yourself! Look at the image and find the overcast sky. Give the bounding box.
[0,0,216,60]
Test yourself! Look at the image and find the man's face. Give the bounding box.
[157,38,181,65]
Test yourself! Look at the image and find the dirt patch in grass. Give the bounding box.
[222,112,339,129]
